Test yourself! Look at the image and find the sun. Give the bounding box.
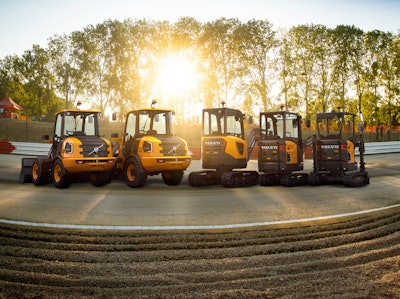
[157,54,198,96]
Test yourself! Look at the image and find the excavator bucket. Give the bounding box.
[19,158,35,183]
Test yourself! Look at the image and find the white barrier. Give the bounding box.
[1,141,399,156]
[9,142,51,156]
[356,141,400,155]
[0,141,51,156]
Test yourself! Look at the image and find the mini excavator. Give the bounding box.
[258,110,309,187]
[308,109,369,187]
[188,102,259,188]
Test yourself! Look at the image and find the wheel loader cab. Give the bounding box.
[202,107,247,170]
[116,106,192,188]
[52,110,99,157]
[122,109,173,157]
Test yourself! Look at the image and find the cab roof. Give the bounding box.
[125,108,174,115]
[55,109,101,115]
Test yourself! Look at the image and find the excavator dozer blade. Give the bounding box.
[19,158,35,183]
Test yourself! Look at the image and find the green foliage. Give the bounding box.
[0,18,399,128]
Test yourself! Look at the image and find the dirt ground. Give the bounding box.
[1,206,400,299]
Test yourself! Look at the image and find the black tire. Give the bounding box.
[31,158,49,186]
[124,156,147,188]
[52,159,70,189]
[89,172,110,187]
[162,170,184,186]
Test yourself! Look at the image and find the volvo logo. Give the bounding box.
[321,144,339,149]
[204,141,221,146]
[89,144,104,156]
[261,145,278,150]
[168,143,181,154]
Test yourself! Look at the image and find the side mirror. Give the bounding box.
[42,134,52,144]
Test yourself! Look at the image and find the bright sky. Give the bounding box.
[0,0,399,58]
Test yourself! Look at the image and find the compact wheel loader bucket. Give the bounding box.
[19,157,35,183]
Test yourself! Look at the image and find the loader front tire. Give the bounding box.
[52,159,70,189]
[124,156,147,188]
[32,158,49,186]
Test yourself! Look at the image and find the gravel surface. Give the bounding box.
[1,206,400,298]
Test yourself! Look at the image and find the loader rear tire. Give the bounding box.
[162,170,184,186]
[89,172,110,187]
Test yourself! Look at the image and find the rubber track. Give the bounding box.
[0,207,400,298]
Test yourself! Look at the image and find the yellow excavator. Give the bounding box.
[188,102,259,188]
[112,100,192,188]
[258,110,309,186]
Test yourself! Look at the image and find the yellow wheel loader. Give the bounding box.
[112,101,192,188]
[20,110,116,188]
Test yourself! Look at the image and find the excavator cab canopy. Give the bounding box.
[203,108,244,139]
[260,111,301,140]
[316,111,356,141]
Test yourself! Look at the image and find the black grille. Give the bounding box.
[161,142,186,156]
[158,136,187,156]
[78,136,109,157]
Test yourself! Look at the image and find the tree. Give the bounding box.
[48,33,83,109]
[275,29,298,111]
[331,25,364,113]
[13,45,60,117]
[286,25,318,121]
[199,18,241,108]
[0,55,27,102]
[235,19,278,113]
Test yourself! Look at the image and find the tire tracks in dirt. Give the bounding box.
[1,206,400,298]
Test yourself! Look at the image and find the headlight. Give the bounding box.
[65,142,73,153]
[143,141,153,152]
